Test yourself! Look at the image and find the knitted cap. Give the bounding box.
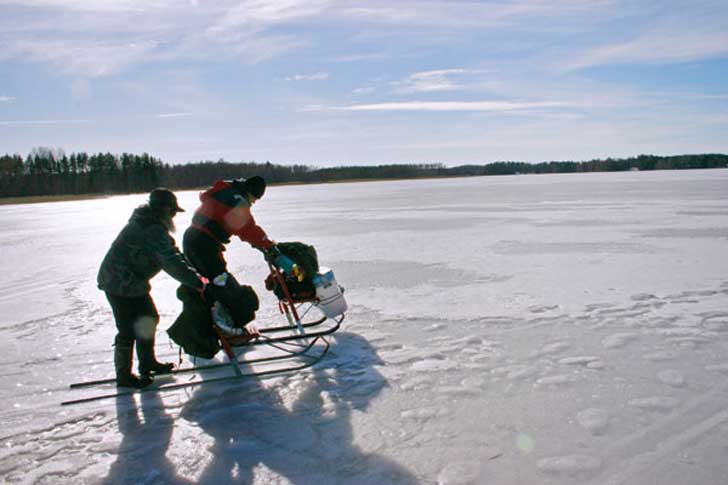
[244,176,266,199]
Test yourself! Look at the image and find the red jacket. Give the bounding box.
[191,180,273,250]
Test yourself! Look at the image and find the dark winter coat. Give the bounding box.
[97,205,204,297]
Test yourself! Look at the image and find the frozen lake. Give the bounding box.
[1,169,728,484]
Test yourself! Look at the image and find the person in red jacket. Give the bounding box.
[182,176,273,327]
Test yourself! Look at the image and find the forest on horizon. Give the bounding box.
[1,147,727,199]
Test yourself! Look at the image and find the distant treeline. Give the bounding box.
[1,147,727,198]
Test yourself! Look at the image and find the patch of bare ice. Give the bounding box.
[705,363,728,373]
[531,341,570,358]
[437,386,482,396]
[628,396,680,412]
[460,376,486,388]
[401,407,445,421]
[700,312,728,331]
[602,332,639,349]
[656,369,685,387]
[490,364,539,380]
[576,408,609,434]
[528,304,560,313]
[400,375,434,391]
[412,358,459,372]
[643,350,679,361]
[657,328,707,337]
[558,356,601,366]
[534,374,578,387]
[437,460,482,484]
[537,454,602,475]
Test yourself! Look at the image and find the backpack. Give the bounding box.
[167,285,221,359]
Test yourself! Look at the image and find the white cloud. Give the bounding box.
[392,68,482,93]
[300,104,326,112]
[0,1,308,75]
[328,0,616,28]
[0,119,91,126]
[285,72,330,81]
[209,0,333,34]
[0,0,624,78]
[330,52,390,62]
[565,30,728,71]
[0,95,15,102]
[1,38,159,77]
[352,87,375,96]
[334,100,567,112]
[0,0,178,12]
[560,3,728,71]
[156,112,193,118]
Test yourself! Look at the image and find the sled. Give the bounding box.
[209,262,346,379]
[62,262,347,406]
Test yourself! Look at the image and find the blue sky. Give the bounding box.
[1,0,727,166]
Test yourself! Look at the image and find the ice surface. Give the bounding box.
[1,169,728,483]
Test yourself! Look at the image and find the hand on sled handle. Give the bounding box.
[265,245,305,282]
[245,322,261,338]
[263,244,280,264]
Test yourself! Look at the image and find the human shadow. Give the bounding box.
[104,390,190,484]
[180,331,419,484]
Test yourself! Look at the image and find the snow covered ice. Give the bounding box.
[1,169,728,484]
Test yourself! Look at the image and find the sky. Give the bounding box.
[0,0,727,167]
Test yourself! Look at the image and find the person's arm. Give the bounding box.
[145,225,205,290]
[236,215,274,251]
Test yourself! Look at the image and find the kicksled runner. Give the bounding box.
[63,248,347,406]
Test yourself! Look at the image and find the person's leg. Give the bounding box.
[130,295,174,376]
[183,228,258,325]
[183,228,227,278]
[106,293,153,388]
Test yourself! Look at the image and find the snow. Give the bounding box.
[1,169,728,484]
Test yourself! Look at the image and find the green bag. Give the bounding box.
[276,242,319,279]
[271,242,319,301]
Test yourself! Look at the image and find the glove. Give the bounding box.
[264,244,281,264]
[265,245,304,282]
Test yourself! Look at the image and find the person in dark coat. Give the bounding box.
[98,188,208,388]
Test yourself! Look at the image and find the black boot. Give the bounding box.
[115,336,153,388]
[137,338,174,376]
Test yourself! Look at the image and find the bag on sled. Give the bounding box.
[266,241,319,301]
[167,285,221,359]
[168,281,260,358]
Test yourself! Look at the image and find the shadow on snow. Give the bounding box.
[104,332,418,484]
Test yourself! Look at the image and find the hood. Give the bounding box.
[199,180,232,202]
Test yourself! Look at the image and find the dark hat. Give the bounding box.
[149,188,185,212]
[237,176,266,199]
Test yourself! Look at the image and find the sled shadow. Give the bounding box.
[103,391,191,484]
[180,331,419,484]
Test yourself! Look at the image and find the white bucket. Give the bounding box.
[313,267,347,318]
